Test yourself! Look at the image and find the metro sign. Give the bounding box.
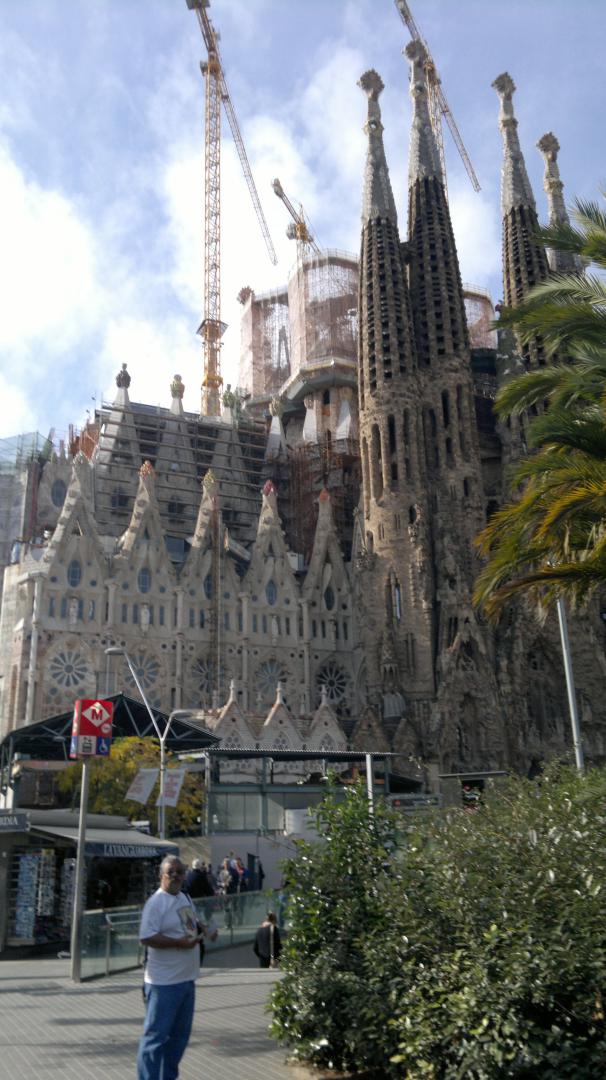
[70,699,114,759]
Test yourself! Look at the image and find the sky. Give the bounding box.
[0,0,604,442]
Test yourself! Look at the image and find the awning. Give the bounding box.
[32,824,178,859]
[1,693,220,793]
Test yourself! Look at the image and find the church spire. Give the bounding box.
[493,73,549,365]
[492,73,535,215]
[536,132,583,274]
[359,69,398,226]
[405,40,443,186]
[406,41,468,369]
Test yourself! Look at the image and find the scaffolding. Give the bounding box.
[463,283,497,350]
[238,284,290,399]
[238,250,359,399]
[288,250,358,377]
[92,402,267,548]
[286,435,360,565]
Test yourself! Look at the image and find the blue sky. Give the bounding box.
[1,0,603,440]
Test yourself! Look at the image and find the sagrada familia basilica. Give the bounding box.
[1,43,605,783]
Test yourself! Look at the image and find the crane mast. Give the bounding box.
[394,0,481,194]
[185,0,277,417]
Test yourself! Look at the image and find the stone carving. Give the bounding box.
[170,374,185,400]
[116,363,131,389]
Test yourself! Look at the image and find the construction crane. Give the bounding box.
[185,0,278,417]
[394,0,480,195]
[272,178,321,261]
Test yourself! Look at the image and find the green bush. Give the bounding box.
[270,767,606,1078]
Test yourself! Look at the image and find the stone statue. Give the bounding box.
[116,363,131,389]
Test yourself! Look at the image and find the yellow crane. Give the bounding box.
[394,0,480,196]
[272,177,321,261]
[185,0,277,417]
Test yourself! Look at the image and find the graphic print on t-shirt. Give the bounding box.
[178,903,198,938]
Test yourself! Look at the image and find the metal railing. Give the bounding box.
[80,890,277,980]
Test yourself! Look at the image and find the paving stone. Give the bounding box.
[0,945,303,1080]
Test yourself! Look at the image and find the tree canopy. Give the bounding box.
[56,737,203,835]
[474,192,606,619]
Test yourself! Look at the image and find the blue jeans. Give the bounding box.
[137,980,196,1080]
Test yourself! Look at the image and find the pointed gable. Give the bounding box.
[180,470,217,588]
[350,705,389,753]
[246,480,299,604]
[307,688,347,752]
[261,683,303,778]
[303,489,350,603]
[114,461,175,585]
[43,453,107,578]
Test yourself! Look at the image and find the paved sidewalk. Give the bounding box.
[0,945,307,1080]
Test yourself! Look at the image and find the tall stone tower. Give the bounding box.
[493,73,550,367]
[355,68,435,727]
[536,132,583,274]
[405,40,486,644]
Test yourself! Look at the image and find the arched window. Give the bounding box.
[324,585,335,611]
[204,574,213,600]
[67,560,81,587]
[265,580,277,606]
[138,567,151,593]
[51,479,67,508]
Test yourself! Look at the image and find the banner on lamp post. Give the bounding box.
[125,768,159,805]
[157,769,186,808]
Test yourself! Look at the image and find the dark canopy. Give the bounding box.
[0,693,219,791]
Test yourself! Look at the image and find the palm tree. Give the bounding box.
[473,192,606,620]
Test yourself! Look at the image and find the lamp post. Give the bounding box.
[556,597,585,773]
[105,646,191,838]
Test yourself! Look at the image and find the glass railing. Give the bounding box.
[80,890,279,980]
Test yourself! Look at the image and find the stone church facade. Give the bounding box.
[1,52,605,780]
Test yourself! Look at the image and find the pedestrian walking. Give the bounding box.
[137,855,204,1080]
[253,911,282,969]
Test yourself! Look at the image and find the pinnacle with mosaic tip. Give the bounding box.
[171,374,185,400]
[405,38,443,186]
[139,460,155,479]
[492,71,535,214]
[115,362,131,389]
[359,68,398,226]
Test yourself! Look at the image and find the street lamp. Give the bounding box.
[105,647,198,837]
[556,598,585,773]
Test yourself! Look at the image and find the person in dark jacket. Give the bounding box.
[183,860,214,899]
[253,912,282,969]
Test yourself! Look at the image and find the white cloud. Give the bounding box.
[0,144,102,361]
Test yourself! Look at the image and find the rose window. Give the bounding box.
[189,657,225,705]
[317,661,348,707]
[256,659,288,705]
[124,653,160,692]
[49,649,89,689]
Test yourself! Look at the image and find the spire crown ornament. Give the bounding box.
[116,363,131,389]
[359,69,398,226]
[492,71,535,214]
[170,374,185,400]
[406,38,443,185]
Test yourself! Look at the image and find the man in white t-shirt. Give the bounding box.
[137,855,203,1080]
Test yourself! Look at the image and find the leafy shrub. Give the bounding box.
[270,767,606,1078]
